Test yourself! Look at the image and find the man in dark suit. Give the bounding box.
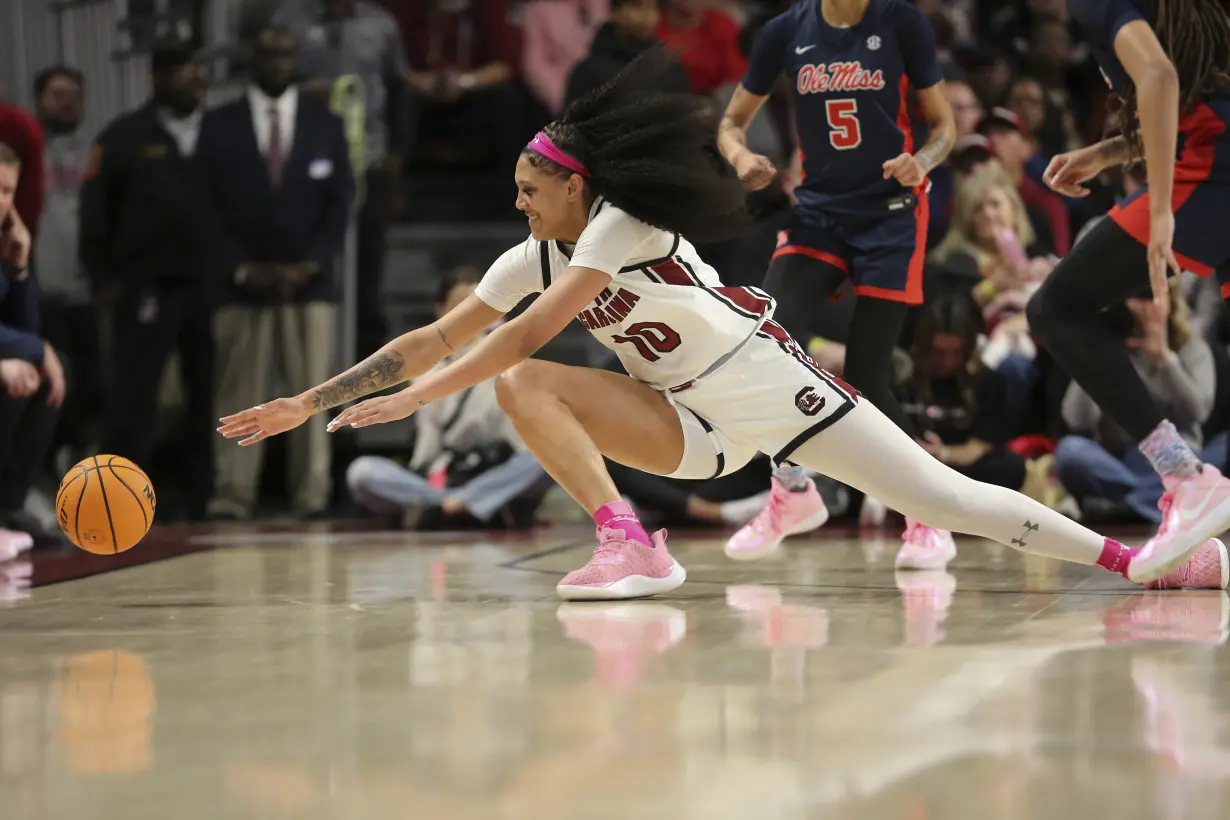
[79,36,213,522]
[198,23,353,521]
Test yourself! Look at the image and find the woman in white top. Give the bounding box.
[219,50,1227,598]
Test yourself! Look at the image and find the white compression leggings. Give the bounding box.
[790,401,1106,566]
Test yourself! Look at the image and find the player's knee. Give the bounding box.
[1024,286,1052,340]
[345,456,381,495]
[495,360,551,415]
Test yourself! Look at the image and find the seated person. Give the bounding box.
[345,268,551,529]
[0,143,67,547]
[1055,286,1225,523]
[898,295,1028,491]
[565,0,691,109]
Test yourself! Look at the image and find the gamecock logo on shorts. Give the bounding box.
[795,386,826,416]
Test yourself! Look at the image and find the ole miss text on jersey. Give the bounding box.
[743,0,943,220]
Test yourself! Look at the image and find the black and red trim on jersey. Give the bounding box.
[638,252,775,323]
[756,320,859,464]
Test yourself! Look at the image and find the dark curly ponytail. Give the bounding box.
[524,46,750,244]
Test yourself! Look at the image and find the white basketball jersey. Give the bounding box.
[475,199,776,391]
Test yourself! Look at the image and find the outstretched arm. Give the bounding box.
[330,266,611,429]
[219,295,502,445]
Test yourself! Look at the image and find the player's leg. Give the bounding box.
[726,232,851,560]
[1028,198,1230,581]
[788,399,1229,589]
[494,360,695,600]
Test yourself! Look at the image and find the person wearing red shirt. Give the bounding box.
[656,0,746,95]
[0,102,45,237]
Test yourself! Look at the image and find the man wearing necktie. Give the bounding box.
[197,24,354,521]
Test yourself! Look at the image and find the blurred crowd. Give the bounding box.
[0,0,1225,549]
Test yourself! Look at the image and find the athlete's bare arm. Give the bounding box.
[1113,21,1179,220]
[304,294,503,412]
[911,83,956,175]
[217,294,502,445]
[718,87,778,189]
[328,266,612,429]
[717,86,768,166]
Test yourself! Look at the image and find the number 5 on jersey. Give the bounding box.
[825,99,861,150]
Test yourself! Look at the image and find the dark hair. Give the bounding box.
[34,65,84,98]
[436,265,480,305]
[1115,0,1230,157]
[524,46,749,244]
[0,142,20,168]
[252,22,294,49]
[909,295,985,414]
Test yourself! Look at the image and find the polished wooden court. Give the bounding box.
[2,526,1229,819]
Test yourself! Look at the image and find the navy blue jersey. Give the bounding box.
[742,0,942,220]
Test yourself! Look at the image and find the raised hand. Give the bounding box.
[218,396,312,446]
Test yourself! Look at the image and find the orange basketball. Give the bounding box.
[56,455,156,555]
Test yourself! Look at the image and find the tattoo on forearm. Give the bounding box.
[914,132,953,174]
[1097,136,1134,164]
[435,323,454,352]
[311,351,406,410]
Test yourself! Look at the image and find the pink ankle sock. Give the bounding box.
[594,502,652,547]
[1095,538,1139,579]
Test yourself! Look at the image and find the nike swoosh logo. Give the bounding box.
[1178,485,1224,522]
[795,45,816,54]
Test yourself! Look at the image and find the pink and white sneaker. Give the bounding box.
[724,477,829,561]
[556,527,687,601]
[1146,538,1229,590]
[894,518,957,570]
[1129,465,1230,584]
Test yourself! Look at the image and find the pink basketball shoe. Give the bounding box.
[1146,538,1228,590]
[894,518,957,570]
[724,477,829,561]
[1129,465,1230,584]
[556,527,686,601]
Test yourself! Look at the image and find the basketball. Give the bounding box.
[56,456,156,555]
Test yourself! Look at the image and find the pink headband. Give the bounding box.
[527,131,591,178]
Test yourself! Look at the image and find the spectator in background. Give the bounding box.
[656,0,745,97]
[275,0,410,359]
[32,66,99,470]
[1055,286,1224,523]
[0,143,66,546]
[1007,75,1078,164]
[566,0,691,108]
[79,37,214,522]
[345,268,550,530]
[0,101,44,237]
[900,296,1028,492]
[522,0,608,116]
[400,0,526,167]
[977,107,1070,255]
[199,24,354,521]
[959,45,1013,110]
[928,170,1054,427]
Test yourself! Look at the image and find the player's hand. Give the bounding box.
[734,151,777,191]
[0,359,39,399]
[1147,210,1180,309]
[327,390,422,431]
[1042,146,1101,197]
[882,153,925,188]
[218,396,312,446]
[40,342,66,408]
